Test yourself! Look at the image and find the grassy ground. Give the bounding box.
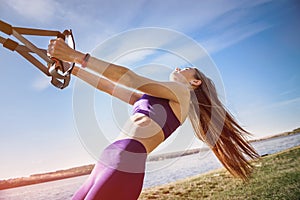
[139,146,300,200]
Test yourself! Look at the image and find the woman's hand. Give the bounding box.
[48,38,84,63]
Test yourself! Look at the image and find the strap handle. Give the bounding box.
[0,20,74,89]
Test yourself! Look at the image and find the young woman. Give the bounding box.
[48,38,259,200]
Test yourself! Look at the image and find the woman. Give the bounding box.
[48,39,259,200]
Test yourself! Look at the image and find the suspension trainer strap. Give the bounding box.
[0,20,13,35]
[0,20,74,89]
[0,20,61,37]
[0,36,50,76]
[12,30,53,64]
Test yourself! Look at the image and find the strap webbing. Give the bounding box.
[0,20,74,89]
[13,27,60,37]
[12,30,53,64]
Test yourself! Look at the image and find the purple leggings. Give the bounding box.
[72,139,147,200]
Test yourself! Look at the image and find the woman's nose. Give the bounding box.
[175,67,181,72]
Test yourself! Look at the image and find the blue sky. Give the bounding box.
[0,0,299,179]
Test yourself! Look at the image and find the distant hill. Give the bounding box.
[0,165,94,190]
[250,127,300,142]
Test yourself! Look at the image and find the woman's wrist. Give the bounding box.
[81,53,90,68]
[73,51,91,68]
[73,51,86,64]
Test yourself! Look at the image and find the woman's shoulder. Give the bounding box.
[133,74,190,103]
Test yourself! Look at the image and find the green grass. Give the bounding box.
[139,146,300,200]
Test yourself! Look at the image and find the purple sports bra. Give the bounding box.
[132,94,181,139]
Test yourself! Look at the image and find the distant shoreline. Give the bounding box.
[0,165,94,190]
[249,128,300,142]
[0,128,299,190]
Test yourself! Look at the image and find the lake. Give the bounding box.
[0,133,299,200]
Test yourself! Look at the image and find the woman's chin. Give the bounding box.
[169,73,178,82]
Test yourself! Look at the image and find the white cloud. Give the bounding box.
[236,95,300,136]
[145,51,189,68]
[31,75,51,91]
[279,88,298,96]
[114,49,157,66]
[239,97,300,116]
[190,0,275,54]
[92,28,181,62]
[201,22,272,53]
[134,0,238,31]
[87,0,276,65]
[3,0,275,57]
[4,0,60,23]
[270,97,300,108]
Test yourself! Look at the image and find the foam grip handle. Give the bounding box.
[56,32,65,40]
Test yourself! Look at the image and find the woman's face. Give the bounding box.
[169,67,197,83]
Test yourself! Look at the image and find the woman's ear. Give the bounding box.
[190,79,202,87]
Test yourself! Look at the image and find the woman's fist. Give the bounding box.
[48,38,80,63]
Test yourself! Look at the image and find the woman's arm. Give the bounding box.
[85,57,189,102]
[48,39,189,102]
[72,66,142,105]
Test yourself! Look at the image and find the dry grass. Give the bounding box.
[139,146,300,200]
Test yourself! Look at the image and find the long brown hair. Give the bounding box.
[189,68,259,180]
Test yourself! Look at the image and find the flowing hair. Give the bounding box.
[188,68,259,180]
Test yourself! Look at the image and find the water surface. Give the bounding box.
[1,133,299,200]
